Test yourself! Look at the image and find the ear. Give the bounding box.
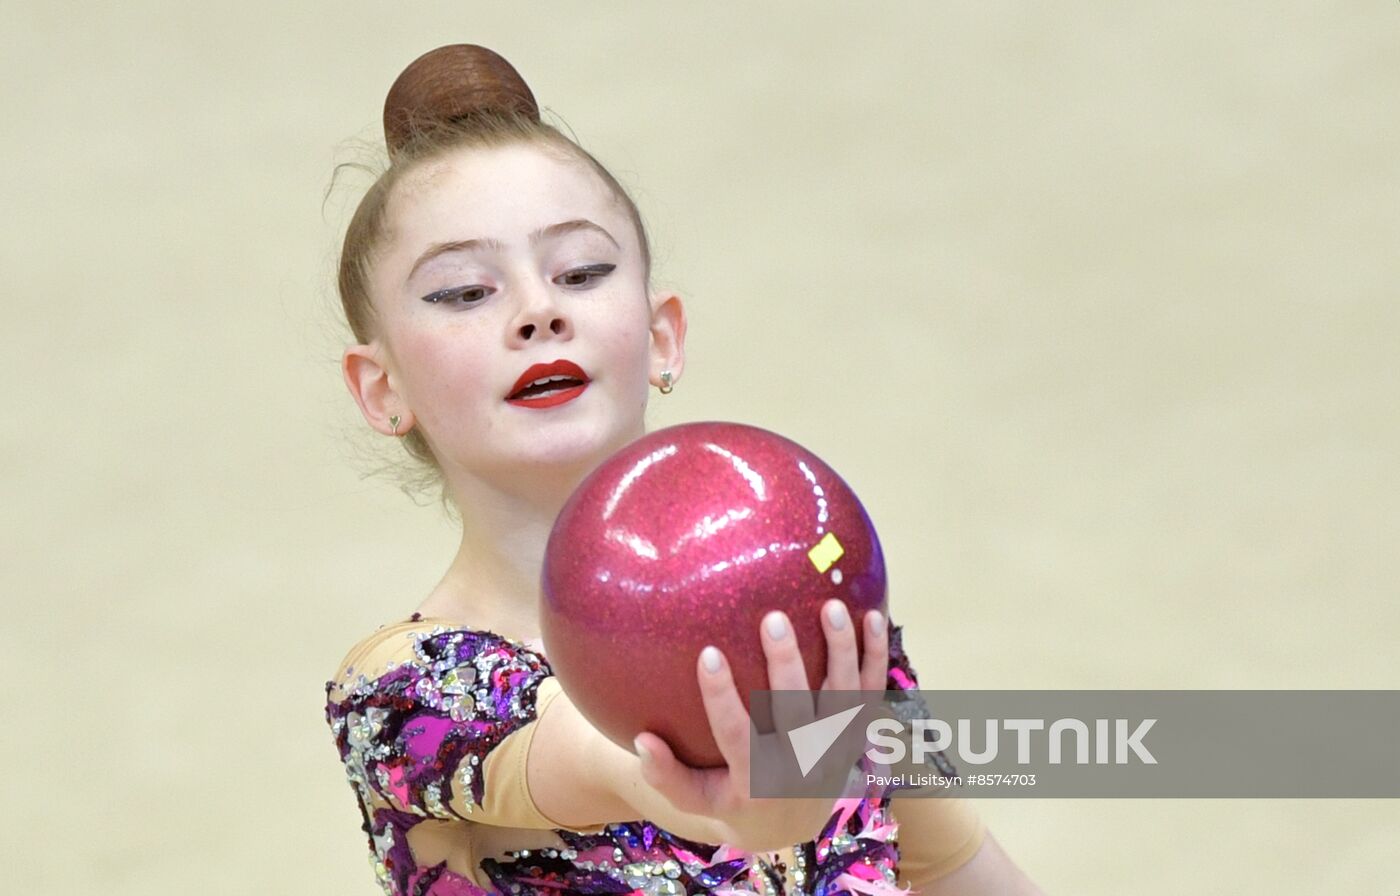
[343,341,414,436]
[647,291,687,388]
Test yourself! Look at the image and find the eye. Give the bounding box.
[555,263,616,288]
[421,285,494,306]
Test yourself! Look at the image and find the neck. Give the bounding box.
[417,457,601,642]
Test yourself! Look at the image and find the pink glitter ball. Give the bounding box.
[541,421,887,768]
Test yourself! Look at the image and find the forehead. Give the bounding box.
[384,143,631,257]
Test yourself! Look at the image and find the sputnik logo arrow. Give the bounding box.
[787,704,865,777]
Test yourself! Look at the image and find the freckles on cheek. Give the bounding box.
[603,323,653,370]
[392,330,489,410]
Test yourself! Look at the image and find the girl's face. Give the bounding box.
[354,142,683,490]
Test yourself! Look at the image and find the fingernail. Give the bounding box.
[825,601,848,630]
[701,645,723,673]
[764,613,789,640]
[868,612,886,636]
[633,737,651,763]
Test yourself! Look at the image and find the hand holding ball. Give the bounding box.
[540,422,888,768]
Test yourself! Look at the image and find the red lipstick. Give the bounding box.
[507,359,591,409]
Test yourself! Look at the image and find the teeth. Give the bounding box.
[512,373,584,400]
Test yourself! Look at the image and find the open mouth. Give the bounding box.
[507,360,591,408]
[509,374,586,400]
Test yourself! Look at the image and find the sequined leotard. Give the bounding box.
[325,615,984,896]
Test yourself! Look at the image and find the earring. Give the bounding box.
[659,371,674,395]
[389,415,402,436]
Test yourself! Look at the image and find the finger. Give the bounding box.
[761,611,811,691]
[633,731,714,815]
[819,599,860,692]
[859,610,890,693]
[695,645,753,779]
[762,610,815,736]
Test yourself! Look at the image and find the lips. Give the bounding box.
[507,359,591,409]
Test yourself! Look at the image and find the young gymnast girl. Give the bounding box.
[324,44,1041,896]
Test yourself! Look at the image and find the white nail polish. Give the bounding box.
[826,602,848,630]
[701,645,722,672]
[869,612,886,636]
[765,613,789,640]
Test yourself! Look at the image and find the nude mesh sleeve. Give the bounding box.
[891,796,987,886]
[474,676,607,832]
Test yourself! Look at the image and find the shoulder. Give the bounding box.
[325,618,550,707]
[322,618,559,822]
[325,619,435,698]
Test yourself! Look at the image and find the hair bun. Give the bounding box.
[383,44,539,157]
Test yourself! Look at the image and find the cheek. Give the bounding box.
[391,325,494,414]
[601,318,654,380]
[609,302,655,353]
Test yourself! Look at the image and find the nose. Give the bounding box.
[510,278,573,344]
[518,317,566,340]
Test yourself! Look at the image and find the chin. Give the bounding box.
[501,422,640,485]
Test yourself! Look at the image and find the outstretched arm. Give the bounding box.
[530,602,890,852]
[907,828,1043,895]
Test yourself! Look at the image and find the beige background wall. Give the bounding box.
[5,2,1396,893]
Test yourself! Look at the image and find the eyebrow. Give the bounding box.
[405,219,621,285]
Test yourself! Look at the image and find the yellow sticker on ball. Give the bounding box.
[807,531,844,573]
